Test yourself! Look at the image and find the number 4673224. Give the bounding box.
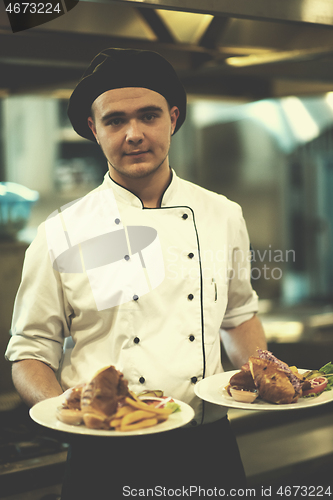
[5,3,62,14]
[276,485,331,496]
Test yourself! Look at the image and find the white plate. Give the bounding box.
[29,395,195,436]
[194,370,333,410]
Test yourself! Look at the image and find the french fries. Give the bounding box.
[108,394,173,432]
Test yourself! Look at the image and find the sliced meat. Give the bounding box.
[249,357,300,404]
[81,366,129,428]
[229,369,256,391]
[257,350,302,395]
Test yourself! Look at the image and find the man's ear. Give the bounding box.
[87,117,99,144]
[170,106,180,135]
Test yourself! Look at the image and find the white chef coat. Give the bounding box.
[5,170,258,425]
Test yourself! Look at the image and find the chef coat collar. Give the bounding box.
[104,168,179,209]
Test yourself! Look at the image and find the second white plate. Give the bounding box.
[194,370,333,410]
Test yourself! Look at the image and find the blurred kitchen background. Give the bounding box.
[1,1,333,498]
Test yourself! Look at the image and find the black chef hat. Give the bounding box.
[67,48,187,142]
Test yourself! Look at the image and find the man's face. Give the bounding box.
[87,87,179,182]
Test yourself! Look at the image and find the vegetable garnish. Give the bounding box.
[302,377,328,397]
[302,362,333,397]
[319,362,333,390]
[137,392,181,413]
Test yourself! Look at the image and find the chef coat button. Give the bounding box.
[188,294,194,300]
[124,254,130,261]
[133,294,139,301]
[134,337,140,344]
[191,376,198,384]
[182,213,188,220]
[189,335,195,342]
[191,420,198,427]
[139,377,145,384]
[115,218,120,225]
[188,252,194,259]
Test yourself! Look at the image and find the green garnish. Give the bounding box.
[319,362,333,375]
[165,402,181,413]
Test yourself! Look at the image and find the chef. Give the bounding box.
[5,48,267,498]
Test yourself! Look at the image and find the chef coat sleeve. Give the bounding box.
[221,206,259,329]
[4,223,70,371]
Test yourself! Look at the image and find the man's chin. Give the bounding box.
[109,162,163,180]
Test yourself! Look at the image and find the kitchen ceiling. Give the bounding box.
[1,0,333,100]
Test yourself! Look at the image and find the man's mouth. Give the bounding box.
[125,150,149,157]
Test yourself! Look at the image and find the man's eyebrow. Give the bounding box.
[101,106,163,123]
[137,106,164,114]
[101,111,125,123]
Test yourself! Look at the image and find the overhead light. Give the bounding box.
[325,91,333,110]
[220,47,274,56]
[281,96,319,143]
[225,51,286,67]
[225,47,333,67]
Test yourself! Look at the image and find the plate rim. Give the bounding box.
[29,395,195,436]
[194,369,333,411]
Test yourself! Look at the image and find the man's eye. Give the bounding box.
[109,118,123,126]
[143,114,157,122]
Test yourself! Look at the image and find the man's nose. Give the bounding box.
[126,120,144,143]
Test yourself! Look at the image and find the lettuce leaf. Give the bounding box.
[319,362,333,375]
[165,402,181,413]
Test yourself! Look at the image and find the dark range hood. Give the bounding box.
[1,0,333,99]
